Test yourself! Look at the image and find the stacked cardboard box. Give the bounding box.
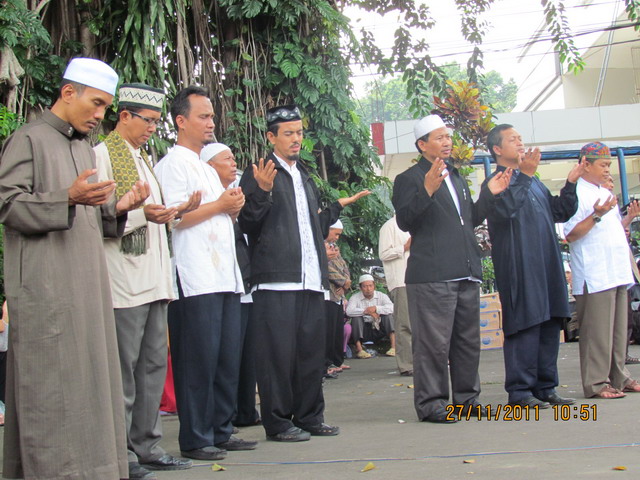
[480,292,503,350]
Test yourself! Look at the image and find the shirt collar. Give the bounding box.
[172,144,201,161]
[42,109,84,139]
[578,176,602,191]
[274,153,297,172]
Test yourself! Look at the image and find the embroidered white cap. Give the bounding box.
[414,114,447,140]
[358,274,374,284]
[330,219,343,230]
[200,143,231,163]
[62,58,119,96]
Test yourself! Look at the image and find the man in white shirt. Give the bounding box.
[95,83,199,479]
[155,86,256,460]
[565,141,640,399]
[379,215,412,375]
[346,274,396,359]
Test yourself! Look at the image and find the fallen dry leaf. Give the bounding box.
[393,383,404,387]
[361,462,376,472]
[612,466,627,471]
[212,463,226,471]
[407,384,414,389]
[366,392,373,395]
[463,459,476,464]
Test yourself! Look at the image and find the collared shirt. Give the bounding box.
[345,290,394,322]
[95,140,174,308]
[155,145,243,297]
[443,169,461,216]
[564,177,633,295]
[253,154,323,292]
[378,215,410,291]
[443,165,479,284]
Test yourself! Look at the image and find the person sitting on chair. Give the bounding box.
[346,275,395,359]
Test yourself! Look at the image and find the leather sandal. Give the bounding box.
[593,384,626,399]
[623,379,640,392]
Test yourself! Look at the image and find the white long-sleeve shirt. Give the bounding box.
[378,215,410,292]
[346,290,394,323]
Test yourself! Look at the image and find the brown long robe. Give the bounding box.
[0,110,128,479]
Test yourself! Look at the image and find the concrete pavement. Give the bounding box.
[4,342,640,479]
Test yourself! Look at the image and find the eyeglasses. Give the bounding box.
[129,111,162,127]
[266,106,302,124]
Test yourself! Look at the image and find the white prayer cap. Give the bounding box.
[62,58,119,96]
[330,219,343,230]
[358,274,374,285]
[200,143,231,163]
[414,114,447,140]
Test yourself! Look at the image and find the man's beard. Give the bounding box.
[287,153,300,162]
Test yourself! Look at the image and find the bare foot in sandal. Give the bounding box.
[593,384,626,399]
[623,379,640,393]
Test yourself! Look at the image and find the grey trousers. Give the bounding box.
[407,281,481,419]
[575,285,632,397]
[115,300,168,463]
[389,287,413,374]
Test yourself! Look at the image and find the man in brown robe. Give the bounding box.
[0,58,149,480]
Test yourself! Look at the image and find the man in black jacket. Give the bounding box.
[392,114,512,423]
[238,105,368,442]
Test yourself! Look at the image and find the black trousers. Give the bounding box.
[252,290,326,436]
[503,318,561,403]
[168,287,241,451]
[324,300,344,368]
[233,302,260,426]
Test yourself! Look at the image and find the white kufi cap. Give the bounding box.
[62,58,119,96]
[358,274,374,284]
[330,219,343,230]
[414,114,447,140]
[200,143,231,163]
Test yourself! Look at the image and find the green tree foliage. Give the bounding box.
[0,0,636,281]
[356,65,517,126]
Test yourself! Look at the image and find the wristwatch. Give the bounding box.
[592,213,601,223]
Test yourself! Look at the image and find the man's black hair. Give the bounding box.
[414,132,430,154]
[267,123,281,136]
[170,85,209,130]
[486,124,514,161]
[58,80,86,98]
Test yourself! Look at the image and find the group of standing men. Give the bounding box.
[393,114,640,423]
[0,57,368,480]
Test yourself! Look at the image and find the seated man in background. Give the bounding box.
[346,274,395,359]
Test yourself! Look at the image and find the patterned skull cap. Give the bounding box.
[579,141,611,160]
[118,83,165,112]
[266,104,302,127]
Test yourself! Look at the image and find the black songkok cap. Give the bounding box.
[266,104,302,127]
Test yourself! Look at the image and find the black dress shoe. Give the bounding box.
[422,408,458,423]
[299,423,340,436]
[509,396,551,409]
[128,462,156,480]
[464,401,486,418]
[267,426,311,442]
[215,435,258,451]
[538,392,576,405]
[140,454,192,471]
[180,446,227,461]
